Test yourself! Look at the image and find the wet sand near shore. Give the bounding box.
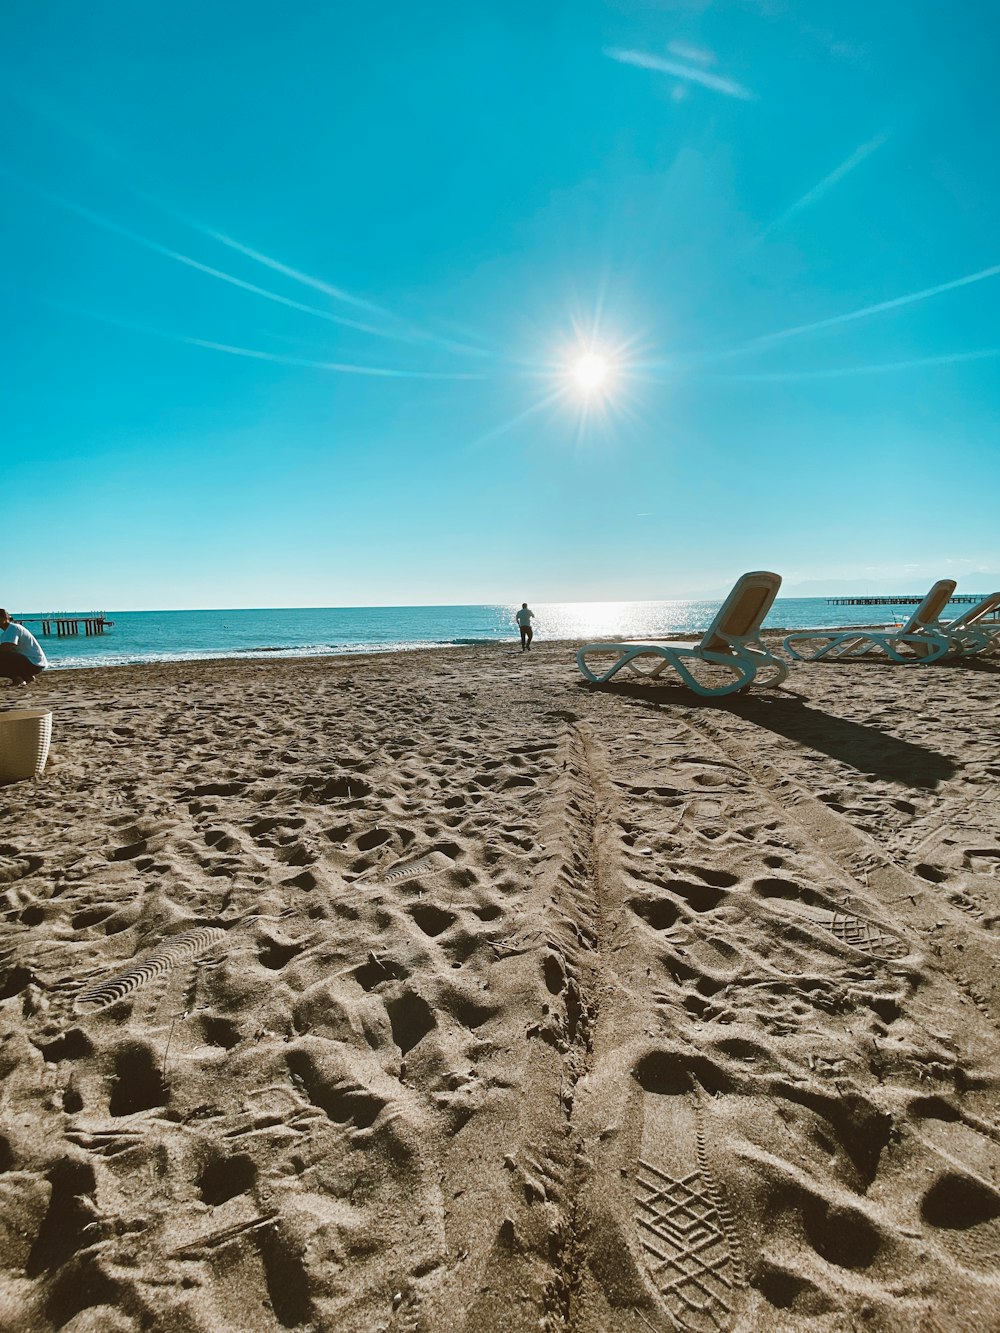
[1,639,999,1332]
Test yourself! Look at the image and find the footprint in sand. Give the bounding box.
[74,927,227,1013]
[631,1051,745,1332]
[905,1095,1000,1274]
[380,844,460,885]
[752,877,909,961]
[921,1170,1000,1273]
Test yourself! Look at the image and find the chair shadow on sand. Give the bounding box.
[577,678,957,790]
[937,654,1000,675]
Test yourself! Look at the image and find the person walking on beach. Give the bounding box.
[515,602,535,652]
[0,609,48,687]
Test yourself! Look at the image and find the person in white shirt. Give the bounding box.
[515,602,535,652]
[0,610,48,687]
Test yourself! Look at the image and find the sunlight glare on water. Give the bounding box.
[527,600,709,640]
[26,597,923,669]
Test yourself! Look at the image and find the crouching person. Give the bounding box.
[0,609,48,687]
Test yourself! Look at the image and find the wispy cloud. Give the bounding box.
[667,41,715,66]
[466,387,567,451]
[698,346,1000,383]
[131,190,490,357]
[743,262,1000,350]
[182,226,391,316]
[758,130,890,240]
[47,301,487,379]
[604,47,754,100]
[1,81,491,358]
[10,173,415,340]
[669,260,1000,373]
[201,227,489,358]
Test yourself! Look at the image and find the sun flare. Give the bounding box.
[572,351,612,394]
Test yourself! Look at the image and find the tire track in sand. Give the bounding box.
[690,709,1000,1030]
[535,720,746,1333]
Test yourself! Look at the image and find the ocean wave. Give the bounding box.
[47,639,468,671]
[33,598,923,673]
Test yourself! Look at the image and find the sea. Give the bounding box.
[16,599,921,671]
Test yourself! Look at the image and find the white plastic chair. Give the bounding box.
[783,580,955,664]
[939,590,1000,655]
[576,571,788,697]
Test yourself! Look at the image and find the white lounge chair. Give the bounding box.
[576,570,788,697]
[939,590,1000,655]
[783,580,955,664]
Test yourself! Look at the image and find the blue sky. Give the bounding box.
[3,0,998,609]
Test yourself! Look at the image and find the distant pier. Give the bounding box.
[827,595,980,605]
[16,614,114,638]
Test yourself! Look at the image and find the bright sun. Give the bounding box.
[572,351,612,394]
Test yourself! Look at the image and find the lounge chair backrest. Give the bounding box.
[900,580,957,634]
[943,590,1000,631]
[700,571,782,652]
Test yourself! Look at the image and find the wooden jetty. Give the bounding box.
[827,595,980,605]
[16,614,114,638]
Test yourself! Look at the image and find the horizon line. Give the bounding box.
[15,583,1000,616]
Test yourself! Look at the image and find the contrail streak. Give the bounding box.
[604,47,754,100]
[3,83,499,359]
[1,83,487,350]
[671,262,1000,370]
[466,387,567,450]
[14,171,489,354]
[19,178,409,338]
[758,131,890,239]
[696,346,1000,382]
[132,189,492,357]
[177,223,391,316]
[47,301,488,379]
[746,262,1000,349]
[192,224,491,357]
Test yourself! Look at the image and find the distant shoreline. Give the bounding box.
[18,597,995,673]
[6,624,914,677]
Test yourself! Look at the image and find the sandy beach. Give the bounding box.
[1,639,999,1333]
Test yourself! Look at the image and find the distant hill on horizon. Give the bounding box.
[688,575,1000,600]
[784,576,1000,598]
